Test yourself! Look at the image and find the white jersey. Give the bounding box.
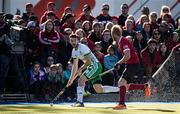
[71,43,99,63]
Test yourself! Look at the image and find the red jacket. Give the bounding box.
[38,30,60,51]
[166,38,180,51]
[155,51,169,66]
[140,48,161,68]
[87,38,95,51]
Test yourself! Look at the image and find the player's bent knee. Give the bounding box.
[78,76,87,86]
[93,84,103,93]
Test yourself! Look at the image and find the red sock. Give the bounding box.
[128,84,145,90]
[119,86,126,105]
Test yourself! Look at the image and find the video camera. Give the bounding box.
[9,25,27,54]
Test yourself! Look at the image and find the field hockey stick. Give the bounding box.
[89,68,115,80]
[100,68,115,76]
[50,86,68,106]
[50,85,75,106]
[50,74,79,106]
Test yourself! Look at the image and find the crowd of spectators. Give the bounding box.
[0,2,179,101]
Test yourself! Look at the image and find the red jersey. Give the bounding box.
[118,37,139,64]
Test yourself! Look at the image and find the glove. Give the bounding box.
[114,63,120,70]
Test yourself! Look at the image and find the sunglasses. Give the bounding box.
[103,8,109,11]
[122,7,128,9]
[163,9,169,12]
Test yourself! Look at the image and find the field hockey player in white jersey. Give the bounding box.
[67,34,119,107]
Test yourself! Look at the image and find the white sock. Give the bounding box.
[77,86,85,103]
[102,86,119,93]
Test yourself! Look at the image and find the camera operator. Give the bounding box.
[0,13,25,94]
[0,12,12,94]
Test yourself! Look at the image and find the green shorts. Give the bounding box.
[83,62,102,84]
